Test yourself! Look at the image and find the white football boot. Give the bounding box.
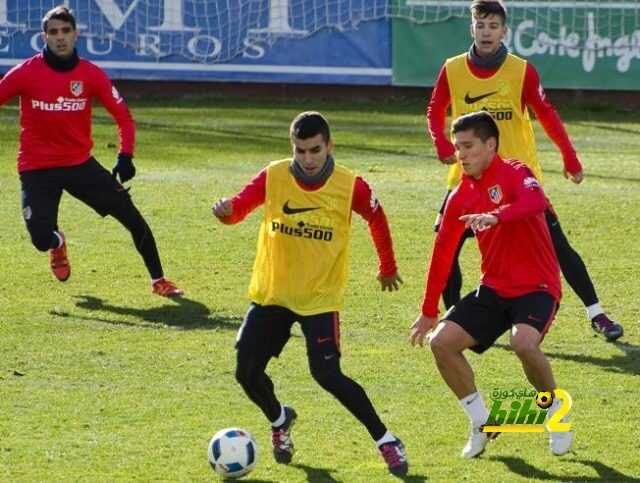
[549,415,573,455]
[547,396,573,456]
[461,424,495,458]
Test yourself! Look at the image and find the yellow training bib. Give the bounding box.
[248,159,355,315]
[445,53,540,189]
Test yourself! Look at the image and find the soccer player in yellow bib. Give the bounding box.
[426,0,622,341]
[212,112,408,477]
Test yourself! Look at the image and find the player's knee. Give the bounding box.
[310,359,341,390]
[113,202,153,244]
[511,336,538,358]
[235,359,259,390]
[110,196,142,227]
[548,223,572,255]
[429,331,452,359]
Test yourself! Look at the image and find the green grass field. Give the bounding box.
[0,95,638,482]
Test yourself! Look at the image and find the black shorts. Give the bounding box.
[443,285,558,354]
[20,157,130,221]
[235,303,341,364]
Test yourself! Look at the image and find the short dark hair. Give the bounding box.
[42,5,76,32]
[290,111,331,143]
[470,0,507,24]
[452,111,500,150]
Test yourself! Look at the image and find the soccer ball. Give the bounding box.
[208,428,258,479]
[536,391,554,409]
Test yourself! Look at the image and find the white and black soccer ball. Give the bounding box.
[208,428,258,479]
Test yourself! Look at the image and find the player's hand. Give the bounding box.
[112,153,136,183]
[378,272,404,292]
[212,198,233,219]
[409,314,437,347]
[437,140,457,165]
[459,213,498,232]
[564,169,584,184]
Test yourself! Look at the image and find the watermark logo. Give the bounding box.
[482,388,572,433]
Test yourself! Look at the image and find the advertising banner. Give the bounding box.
[393,2,640,90]
[0,1,391,85]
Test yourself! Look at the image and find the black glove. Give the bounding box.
[112,153,136,183]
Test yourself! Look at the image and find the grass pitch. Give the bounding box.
[0,95,638,482]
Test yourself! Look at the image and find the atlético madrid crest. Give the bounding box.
[70,81,83,97]
[488,185,503,204]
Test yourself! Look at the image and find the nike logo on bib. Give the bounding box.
[464,91,498,104]
[283,200,320,215]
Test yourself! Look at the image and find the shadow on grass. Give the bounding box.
[290,463,428,482]
[50,295,241,330]
[494,342,640,376]
[227,478,275,483]
[490,456,640,482]
[399,473,429,482]
[292,463,340,482]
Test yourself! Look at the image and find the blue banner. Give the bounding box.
[0,1,391,85]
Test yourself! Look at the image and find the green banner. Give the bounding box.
[393,6,640,90]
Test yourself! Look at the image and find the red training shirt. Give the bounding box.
[220,167,398,278]
[421,155,561,318]
[0,53,135,173]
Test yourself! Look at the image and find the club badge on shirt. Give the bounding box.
[70,81,83,97]
[488,185,503,204]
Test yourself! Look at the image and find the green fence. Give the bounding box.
[392,3,640,90]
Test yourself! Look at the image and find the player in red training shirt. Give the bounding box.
[0,6,181,297]
[426,0,622,341]
[212,112,408,476]
[410,112,573,459]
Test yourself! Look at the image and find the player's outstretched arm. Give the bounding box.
[212,168,267,224]
[486,167,548,223]
[378,272,403,292]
